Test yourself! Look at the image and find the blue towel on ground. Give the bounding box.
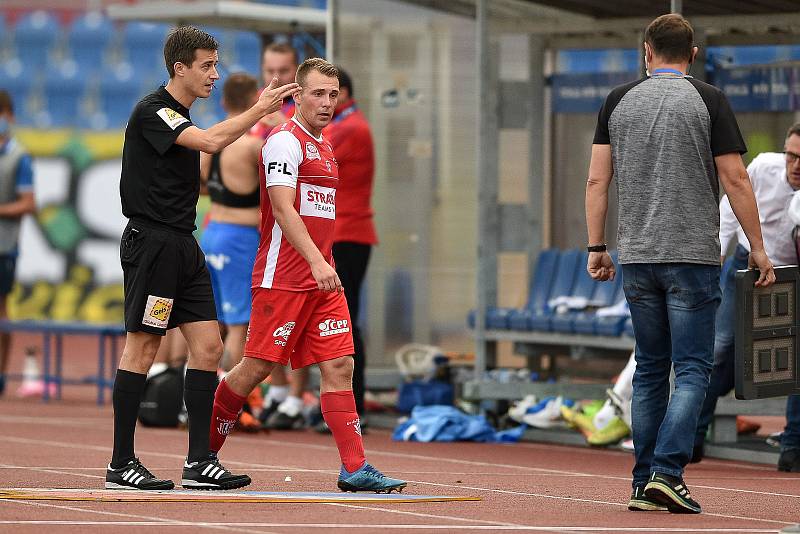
[392,405,527,443]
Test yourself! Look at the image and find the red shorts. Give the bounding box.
[244,287,355,369]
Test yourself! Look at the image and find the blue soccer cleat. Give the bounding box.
[337,462,407,493]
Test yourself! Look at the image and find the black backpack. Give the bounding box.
[139,366,184,427]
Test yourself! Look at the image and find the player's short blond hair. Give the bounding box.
[296,58,338,88]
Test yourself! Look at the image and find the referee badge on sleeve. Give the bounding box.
[156,108,189,130]
[142,295,174,329]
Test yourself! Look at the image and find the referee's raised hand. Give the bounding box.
[259,76,299,116]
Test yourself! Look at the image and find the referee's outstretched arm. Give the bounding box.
[176,77,298,154]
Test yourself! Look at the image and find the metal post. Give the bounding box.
[326,0,338,62]
[527,35,545,286]
[671,0,682,14]
[475,0,498,377]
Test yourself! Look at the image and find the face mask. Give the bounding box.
[0,118,10,137]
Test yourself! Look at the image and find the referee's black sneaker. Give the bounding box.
[182,453,251,490]
[644,472,701,514]
[105,458,175,490]
[627,485,667,511]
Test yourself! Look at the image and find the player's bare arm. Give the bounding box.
[199,151,212,195]
[268,185,342,292]
[0,191,35,218]
[176,77,298,154]
[585,143,615,282]
[716,152,775,287]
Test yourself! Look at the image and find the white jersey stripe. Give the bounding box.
[261,221,283,289]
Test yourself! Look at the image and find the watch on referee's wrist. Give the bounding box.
[587,244,607,253]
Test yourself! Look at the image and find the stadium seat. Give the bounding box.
[0,60,35,124]
[98,64,143,129]
[571,252,623,335]
[550,252,598,334]
[520,248,581,331]
[14,10,59,67]
[68,12,114,72]
[472,248,559,330]
[122,22,169,79]
[42,62,86,127]
[233,31,262,76]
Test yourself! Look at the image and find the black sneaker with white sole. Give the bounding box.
[644,471,701,514]
[182,453,251,490]
[105,458,175,490]
[628,485,668,511]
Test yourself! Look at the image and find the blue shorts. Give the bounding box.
[0,253,17,296]
[200,221,259,325]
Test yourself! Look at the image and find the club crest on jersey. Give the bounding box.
[273,321,296,340]
[305,142,321,161]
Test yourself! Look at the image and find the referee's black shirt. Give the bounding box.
[120,86,199,234]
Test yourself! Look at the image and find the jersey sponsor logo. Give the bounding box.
[300,183,336,220]
[142,295,173,329]
[305,142,321,161]
[267,161,293,176]
[156,108,189,130]
[318,318,349,337]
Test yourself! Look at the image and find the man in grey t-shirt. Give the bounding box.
[584,13,775,514]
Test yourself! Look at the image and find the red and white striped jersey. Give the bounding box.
[252,117,339,291]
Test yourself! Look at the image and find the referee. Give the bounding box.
[106,26,297,491]
[585,14,774,513]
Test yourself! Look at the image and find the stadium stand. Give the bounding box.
[68,11,114,72]
[13,10,59,67]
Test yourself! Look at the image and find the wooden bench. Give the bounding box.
[0,319,126,405]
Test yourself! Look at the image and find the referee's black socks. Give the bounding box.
[184,369,219,463]
[111,369,147,469]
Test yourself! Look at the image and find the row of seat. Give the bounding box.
[469,248,633,337]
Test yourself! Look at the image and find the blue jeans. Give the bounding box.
[695,246,749,443]
[622,263,721,487]
[784,394,800,452]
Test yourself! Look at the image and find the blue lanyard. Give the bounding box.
[332,103,357,124]
[652,68,684,77]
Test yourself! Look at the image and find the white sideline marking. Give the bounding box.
[0,521,783,532]
[0,499,277,534]
[3,434,798,527]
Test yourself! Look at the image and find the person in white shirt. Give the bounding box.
[694,122,800,473]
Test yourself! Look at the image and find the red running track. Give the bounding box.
[0,396,799,533]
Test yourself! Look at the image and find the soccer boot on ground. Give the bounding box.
[627,485,668,512]
[337,463,407,493]
[778,448,800,473]
[265,408,306,430]
[560,405,596,437]
[106,458,175,490]
[182,453,251,490]
[644,471,701,514]
[587,416,630,446]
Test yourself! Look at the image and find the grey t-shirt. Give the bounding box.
[593,75,747,265]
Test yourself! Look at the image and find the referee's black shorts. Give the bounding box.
[121,219,217,335]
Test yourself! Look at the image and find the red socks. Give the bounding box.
[209,379,246,454]
[321,390,366,472]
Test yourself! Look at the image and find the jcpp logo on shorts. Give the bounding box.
[318,318,350,337]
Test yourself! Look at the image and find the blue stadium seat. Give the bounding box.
[14,10,59,66]
[42,62,86,127]
[572,252,623,335]
[550,252,598,334]
[525,248,581,331]
[122,22,169,79]
[98,65,143,129]
[68,12,114,72]
[0,60,35,123]
[233,31,262,75]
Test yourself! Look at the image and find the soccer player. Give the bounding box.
[0,90,35,396]
[251,42,298,140]
[107,26,297,491]
[209,58,406,493]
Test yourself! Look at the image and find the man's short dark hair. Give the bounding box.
[223,72,258,113]
[787,123,800,140]
[164,26,218,78]
[336,67,353,97]
[264,42,298,66]
[644,14,694,63]
[0,90,13,115]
